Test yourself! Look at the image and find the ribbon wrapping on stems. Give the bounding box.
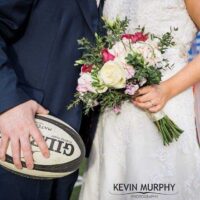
[148,111,166,121]
[146,110,183,145]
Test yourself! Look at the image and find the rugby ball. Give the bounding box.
[0,114,85,179]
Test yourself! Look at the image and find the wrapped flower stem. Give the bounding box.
[148,111,183,145]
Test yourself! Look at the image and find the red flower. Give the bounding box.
[121,34,133,40]
[101,49,115,63]
[121,32,148,43]
[81,64,93,73]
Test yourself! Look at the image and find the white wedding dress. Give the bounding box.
[79,0,200,199]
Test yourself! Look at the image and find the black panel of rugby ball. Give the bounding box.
[0,114,85,179]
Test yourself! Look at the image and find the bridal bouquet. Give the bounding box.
[68,17,183,145]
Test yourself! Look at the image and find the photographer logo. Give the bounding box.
[110,183,178,199]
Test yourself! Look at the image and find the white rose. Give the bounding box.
[98,61,126,89]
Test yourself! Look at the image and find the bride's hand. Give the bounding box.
[132,83,171,113]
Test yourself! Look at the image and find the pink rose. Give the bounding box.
[114,57,135,80]
[101,48,115,63]
[81,64,93,74]
[125,84,139,95]
[76,73,95,93]
[121,32,148,43]
[76,85,88,93]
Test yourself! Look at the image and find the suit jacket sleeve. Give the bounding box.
[0,0,34,113]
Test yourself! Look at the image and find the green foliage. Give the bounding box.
[126,52,146,69]
[126,52,162,85]
[91,65,105,90]
[75,34,105,67]
[67,93,82,110]
[103,17,129,48]
[75,17,129,67]
[99,90,129,112]
[150,27,177,54]
[81,92,100,114]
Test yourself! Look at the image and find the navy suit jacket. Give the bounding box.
[0,0,100,155]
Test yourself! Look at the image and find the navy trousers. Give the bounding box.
[0,167,78,200]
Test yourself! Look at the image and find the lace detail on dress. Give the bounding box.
[104,0,197,51]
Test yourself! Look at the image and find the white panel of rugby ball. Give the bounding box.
[0,114,85,179]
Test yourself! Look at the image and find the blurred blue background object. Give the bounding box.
[189,32,200,61]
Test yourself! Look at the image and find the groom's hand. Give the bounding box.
[0,100,50,170]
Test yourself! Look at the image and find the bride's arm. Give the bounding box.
[133,55,200,112]
[185,0,200,29]
[133,0,200,112]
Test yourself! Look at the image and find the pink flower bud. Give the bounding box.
[81,64,93,73]
[121,32,148,43]
[101,48,115,63]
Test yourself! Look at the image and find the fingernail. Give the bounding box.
[27,164,33,170]
[0,156,5,161]
[16,165,22,170]
[44,152,50,158]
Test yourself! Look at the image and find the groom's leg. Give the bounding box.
[50,170,79,200]
[0,167,78,200]
[0,166,53,200]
